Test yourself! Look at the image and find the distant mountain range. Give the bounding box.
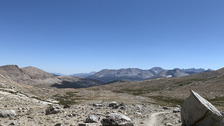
[0,65,210,88]
[70,72,97,77]
[51,73,64,76]
[51,72,97,77]
[57,67,209,83]
[91,67,224,105]
[87,67,210,83]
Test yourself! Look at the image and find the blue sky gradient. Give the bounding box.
[0,0,224,74]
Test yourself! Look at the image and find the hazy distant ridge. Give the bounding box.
[70,72,97,77]
[88,67,208,83]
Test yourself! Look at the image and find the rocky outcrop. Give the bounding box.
[101,113,134,126]
[181,90,224,126]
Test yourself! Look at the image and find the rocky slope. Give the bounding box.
[0,65,32,83]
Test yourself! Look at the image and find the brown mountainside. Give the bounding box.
[0,65,31,82]
[0,65,102,88]
[0,65,60,86]
[22,66,56,80]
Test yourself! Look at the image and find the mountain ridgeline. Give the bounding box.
[87,67,208,83]
[0,65,208,88]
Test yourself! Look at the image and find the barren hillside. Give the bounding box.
[0,65,102,88]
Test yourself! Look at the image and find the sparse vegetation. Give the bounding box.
[209,97,224,106]
[148,96,184,107]
[173,78,206,87]
[53,91,81,106]
[114,87,162,96]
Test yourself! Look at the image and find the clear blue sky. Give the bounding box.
[0,0,224,74]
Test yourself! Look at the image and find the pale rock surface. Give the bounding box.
[181,90,224,126]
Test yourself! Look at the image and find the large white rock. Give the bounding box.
[101,113,134,126]
[181,90,224,126]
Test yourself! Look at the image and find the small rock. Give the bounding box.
[27,116,33,119]
[101,113,134,126]
[165,122,173,126]
[55,123,63,126]
[173,107,181,113]
[67,113,77,117]
[119,103,125,106]
[9,120,18,126]
[136,105,142,110]
[78,123,88,126]
[93,103,103,107]
[0,110,16,118]
[176,105,181,108]
[163,106,169,110]
[63,104,71,108]
[135,112,142,116]
[119,106,126,110]
[85,113,100,123]
[45,105,64,115]
[112,110,116,113]
[109,101,119,108]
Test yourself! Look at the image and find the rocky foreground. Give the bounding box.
[0,95,182,126]
[0,75,181,126]
[1,70,224,126]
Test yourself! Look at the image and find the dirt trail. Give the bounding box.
[146,111,169,126]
